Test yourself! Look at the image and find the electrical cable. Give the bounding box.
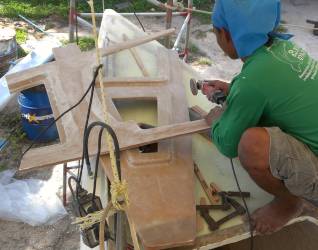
[77,64,99,181]
[128,0,146,32]
[82,121,122,204]
[20,64,103,161]
[230,158,254,250]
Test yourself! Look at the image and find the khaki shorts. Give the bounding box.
[265,127,318,206]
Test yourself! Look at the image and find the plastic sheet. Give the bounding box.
[0,38,61,111]
[0,170,67,226]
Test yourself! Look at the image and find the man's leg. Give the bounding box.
[238,127,305,235]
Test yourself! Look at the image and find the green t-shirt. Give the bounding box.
[211,39,318,158]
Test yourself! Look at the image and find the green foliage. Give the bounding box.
[197,57,212,66]
[0,0,156,19]
[15,28,27,44]
[0,112,26,169]
[17,46,27,58]
[0,163,6,172]
[61,36,95,51]
[78,36,95,51]
[0,0,69,19]
[189,43,200,54]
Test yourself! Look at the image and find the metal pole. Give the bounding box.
[18,15,50,35]
[77,16,97,31]
[165,0,173,48]
[184,0,193,62]
[69,0,76,42]
[63,163,67,206]
[80,12,186,17]
[172,14,191,50]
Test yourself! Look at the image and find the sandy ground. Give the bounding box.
[0,0,318,249]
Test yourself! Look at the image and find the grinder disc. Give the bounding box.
[190,79,198,95]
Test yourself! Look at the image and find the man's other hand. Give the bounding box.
[201,80,229,102]
[205,106,224,126]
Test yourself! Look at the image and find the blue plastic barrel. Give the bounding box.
[18,85,58,142]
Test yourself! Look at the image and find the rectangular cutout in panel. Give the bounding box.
[113,98,158,153]
[113,99,158,127]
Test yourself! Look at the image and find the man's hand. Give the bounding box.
[205,106,224,126]
[201,80,229,102]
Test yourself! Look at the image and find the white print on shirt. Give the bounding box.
[267,41,318,81]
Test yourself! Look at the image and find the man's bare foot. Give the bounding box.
[251,196,304,235]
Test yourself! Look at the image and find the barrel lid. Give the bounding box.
[0,28,16,41]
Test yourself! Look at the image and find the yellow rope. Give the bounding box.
[86,1,137,249]
[87,0,129,211]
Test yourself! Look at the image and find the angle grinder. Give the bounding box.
[190,79,227,105]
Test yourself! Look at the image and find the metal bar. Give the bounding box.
[172,14,191,50]
[80,12,186,17]
[18,15,49,35]
[69,0,76,42]
[76,16,100,32]
[146,0,211,15]
[63,162,67,206]
[184,0,193,62]
[165,0,173,48]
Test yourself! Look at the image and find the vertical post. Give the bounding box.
[102,0,105,12]
[165,0,173,48]
[69,0,76,42]
[63,162,67,206]
[184,0,193,62]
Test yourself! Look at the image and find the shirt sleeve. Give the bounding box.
[211,79,267,158]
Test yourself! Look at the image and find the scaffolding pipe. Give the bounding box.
[69,0,76,42]
[80,12,186,17]
[76,16,95,30]
[184,0,193,62]
[146,0,212,15]
[172,14,191,51]
[165,0,173,48]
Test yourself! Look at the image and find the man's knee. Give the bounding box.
[238,127,270,172]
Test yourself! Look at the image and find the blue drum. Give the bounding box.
[18,85,58,142]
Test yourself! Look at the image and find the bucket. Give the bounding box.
[18,85,59,142]
[0,28,18,78]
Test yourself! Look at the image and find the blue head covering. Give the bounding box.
[212,0,292,58]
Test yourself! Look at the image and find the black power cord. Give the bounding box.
[83,121,122,203]
[128,0,146,32]
[230,158,254,250]
[20,64,103,161]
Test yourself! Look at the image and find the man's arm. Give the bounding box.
[203,79,267,158]
[205,105,226,127]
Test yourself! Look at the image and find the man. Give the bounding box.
[204,0,318,235]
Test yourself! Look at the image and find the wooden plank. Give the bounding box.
[17,119,209,171]
[99,77,167,87]
[194,163,219,204]
[5,63,54,93]
[189,106,211,141]
[99,28,175,57]
[123,34,150,77]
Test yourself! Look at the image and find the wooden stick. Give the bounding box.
[97,77,167,87]
[123,34,150,77]
[197,197,206,232]
[19,120,210,171]
[100,28,175,57]
[194,163,219,203]
[189,106,211,141]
